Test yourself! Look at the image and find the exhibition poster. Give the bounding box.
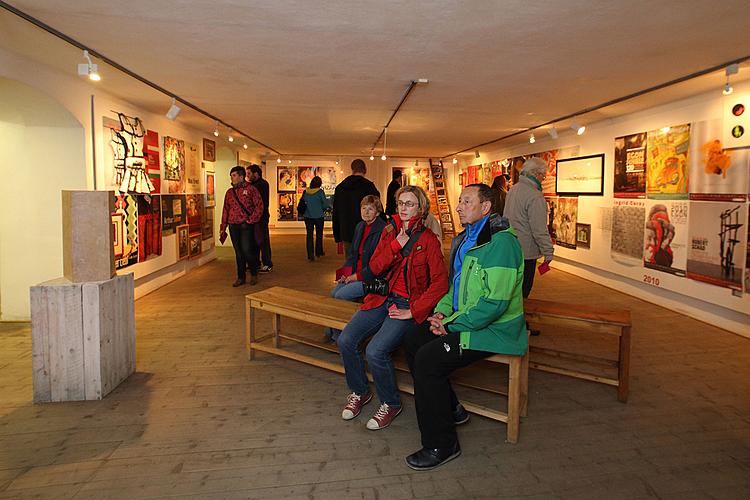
[688,119,749,202]
[160,194,187,235]
[610,199,646,266]
[614,132,647,198]
[686,201,747,290]
[646,124,690,199]
[643,200,688,277]
[277,167,296,191]
[185,143,201,194]
[278,193,296,221]
[186,194,204,234]
[144,130,161,194]
[546,197,558,243]
[163,136,186,193]
[555,197,578,249]
[319,167,338,195]
[112,193,139,269]
[297,167,318,190]
[137,195,162,262]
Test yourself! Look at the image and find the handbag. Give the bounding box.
[364,223,425,296]
[297,194,307,216]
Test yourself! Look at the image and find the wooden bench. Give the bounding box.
[524,298,632,403]
[245,286,529,443]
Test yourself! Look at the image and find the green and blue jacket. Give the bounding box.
[434,214,527,355]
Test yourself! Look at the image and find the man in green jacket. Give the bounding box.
[403,183,526,471]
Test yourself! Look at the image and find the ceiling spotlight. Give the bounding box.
[570,120,586,135]
[414,159,419,166]
[370,153,375,160]
[228,134,234,143]
[381,154,387,161]
[474,151,480,159]
[243,143,248,149]
[288,160,292,164]
[452,157,458,165]
[277,157,281,163]
[381,127,388,161]
[213,121,219,137]
[529,132,536,144]
[547,127,558,139]
[661,126,671,134]
[165,97,181,121]
[77,49,100,81]
[723,63,739,96]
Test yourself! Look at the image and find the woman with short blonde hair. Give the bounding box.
[394,185,430,219]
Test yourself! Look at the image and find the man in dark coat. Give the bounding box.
[385,169,402,218]
[333,159,380,256]
[248,164,273,272]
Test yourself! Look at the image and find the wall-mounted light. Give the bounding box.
[452,157,458,165]
[243,143,248,149]
[165,97,181,121]
[213,121,219,137]
[570,120,586,135]
[529,132,536,144]
[77,50,100,81]
[723,63,739,96]
[547,127,558,139]
[228,134,234,143]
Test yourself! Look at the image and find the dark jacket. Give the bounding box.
[332,174,380,243]
[345,217,387,281]
[250,177,270,221]
[362,216,449,324]
[385,179,401,216]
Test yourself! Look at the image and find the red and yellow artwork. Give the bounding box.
[646,124,690,198]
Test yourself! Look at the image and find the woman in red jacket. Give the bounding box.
[337,185,449,431]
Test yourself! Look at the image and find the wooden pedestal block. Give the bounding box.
[62,190,115,283]
[31,274,135,403]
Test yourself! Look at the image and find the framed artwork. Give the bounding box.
[575,223,591,249]
[161,194,187,235]
[277,167,296,191]
[646,124,690,199]
[189,233,202,258]
[555,197,578,249]
[614,132,647,198]
[144,129,161,193]
[203,207,214,240]
[163,136,186,193]
[137,195,162,262]
[176,224,190,260]
[186,193,204,233]
[297,167,318,189]
[203,138,216,162]
[555,154,605,196]
[278,193,296,221]
[112,194,138,269]
[205,172,215,207]
[185,143,201,194]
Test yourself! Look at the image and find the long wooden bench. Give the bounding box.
[524,298,632,402]
[245,286,529,443]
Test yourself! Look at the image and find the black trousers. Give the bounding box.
[522,258,537,298]
[404,321,493,449]
[304,217,324,259]
[228,223,259,279]
[257,217,273,267]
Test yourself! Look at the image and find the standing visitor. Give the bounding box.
[300,175,330,261]
[490,173,510,216]
[219,166,263,286]
[385,169,402,218]
[248,164,273,273]
[333,159,380,257]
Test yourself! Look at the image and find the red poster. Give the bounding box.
[144,130,161,194]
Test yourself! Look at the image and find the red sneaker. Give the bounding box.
[341,392,372,420]
[366,403,402,430]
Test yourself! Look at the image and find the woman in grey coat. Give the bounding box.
[503,157,554,298]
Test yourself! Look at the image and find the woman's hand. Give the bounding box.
[395,226,409,247]
[388,307,413,320]
[344,274,358,284]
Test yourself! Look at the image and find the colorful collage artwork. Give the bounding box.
[163,136,186,193]
[689,119,749,201]
[646,124,690,199]
[112,194,139,269]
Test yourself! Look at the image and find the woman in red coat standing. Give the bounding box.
[337,185,449,431]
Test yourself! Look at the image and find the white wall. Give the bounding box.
[0,78,87,320]
[458,83,750,336]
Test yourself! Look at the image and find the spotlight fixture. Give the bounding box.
[77,49,100,81]
[277,157,281,163]
[381,127,388,161]
[570,120,586,135]
[723,63,739,96]
[370,153,375,160]
[474,150,480,159]
[529,132,536,144]
[165,97,181,121]
[213,121,219,137]
[547,127,558,139]
[661,126,671,134]
[243,143,248,149]
[452,157,458,165]
[288,160,292,164]
[414,159,419,167]
[228,134,234,143]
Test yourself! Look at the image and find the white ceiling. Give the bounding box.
[2,1,750,159]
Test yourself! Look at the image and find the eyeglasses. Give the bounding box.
[397,201,417,208]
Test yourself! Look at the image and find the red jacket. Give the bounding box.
[362,217,449,323]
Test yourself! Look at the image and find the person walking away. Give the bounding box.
[248,164,273,272]
[301,175,330,261]
[490,173,510,215]
[385,169,402,219]
[219,165,263,286]
[333,159,380,257]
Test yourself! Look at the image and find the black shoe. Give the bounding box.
[453,403,470,425]
[405,442,461,471]
[232,279,245,287]
[530,329,541,336]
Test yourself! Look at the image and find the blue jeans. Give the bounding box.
[337,294,412,407]
[326,281,366,342]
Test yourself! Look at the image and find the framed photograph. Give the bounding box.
[205,172,215,207]
[202,207,214,240]
[189,232,202,258]
[176,224,190,260]
[555,153,605,196]
[202,138,216,162]
[576,223,591,249]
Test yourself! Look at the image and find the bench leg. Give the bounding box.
[520,351,529,417]
[246,302,255,361]
[272,313,281,348]
[506,358,521,443]
[617,326,631,403]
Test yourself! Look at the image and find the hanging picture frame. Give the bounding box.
[176,224,190,260]
[203,138,216,162]
[556,154,605,196]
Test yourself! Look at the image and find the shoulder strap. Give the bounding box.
[400,226,425,257]
[231,187,253,218]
